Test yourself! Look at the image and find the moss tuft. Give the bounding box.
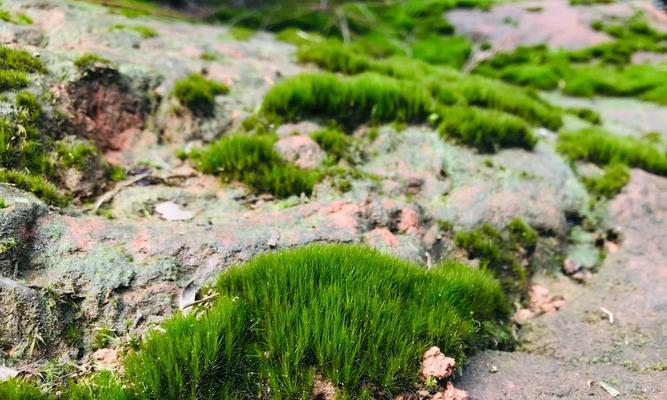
[74,53,112,71]
[0,170,67,206]
[109,24,159,39]
[0,46,45,73]
[189,134,319,197]
[454,219,537,297]
[172,73,229,116]
[311,127,358,164]
[582,162,630,198]
[557,128,667,176]
[125,244,509,399]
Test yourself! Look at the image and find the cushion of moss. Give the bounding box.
[295,41,562,130]
[0,46,45,73]
[557,128,667,176]
[454,220,537,297]
[262,72,434,126]
[0,70,29,91]
[311,127,357,164]
[438,106,535,153]
[124,244,509,399]
[172,73,229,116]
[581,162,630,198]
[0,170,68,206]
[189,134,319,197]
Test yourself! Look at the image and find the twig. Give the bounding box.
[600,306,614,324]
[89,173,150,213]
[599,381,620,397]
[181,293,219,309]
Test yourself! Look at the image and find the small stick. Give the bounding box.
[90,173,150,213]
[181,293,219,309]
[600,306,614,324]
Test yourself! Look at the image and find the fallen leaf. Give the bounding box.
[155,201,194,221]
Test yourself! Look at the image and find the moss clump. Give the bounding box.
[566,107,602,125]
[0,46,45,73]
[582,162,630,198]
[0,170,67,206]
[0,197,6,208]
[125,244,509,399]
[229,26,256,41]
[0,70,29,91]
[295,40,563,131]
[109,24,159,39]
[0,378,49,400]
[0,8,32,25]
[189,134,319,197]
[454,219,537,297]
[311,127,358,164]
[438,106,536,153]
[172,73,229,116]
[74,53,112,71]
[410,35,472,69]
[56,141,98,170]
[262,72,434,127]
[557,128,667,176]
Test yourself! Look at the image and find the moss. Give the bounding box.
[410,35,471,69]
[262,72,434,127]
[0,70,30,91]
[104,164,126,182]
[0,196,6,208]
[557,128,667,176]
[56,141,98,170]
[454,220,537,297]
[566,107,602,125]
[0,8,32,25]
[311,127,358,164]
[438,106,536,153]
[109,24,159,39]
[0,170,68,206]
[199,51,218,61]
[582,162,630,198]
[570,0,615,6]
[74,53,112,71]
[0,46,45,73]
[189,134,320,197]
[0,378,49,400]
[172,73,229,116]
[229,26,256,41]
[124,244,509,399]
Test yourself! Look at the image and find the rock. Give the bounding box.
[365,228,400,253]
[529,285,565,314]
[59,65,160,152]
[274,135,325,169]
[93,348,120,370]
[276,121,321,138]
[433,382,469,400]
[422,346,456,380]
[512,308,536,325]
[0,185,47,277]
[0,366,18,382]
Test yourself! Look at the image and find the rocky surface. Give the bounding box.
[457,170,667,399]
[0,0,665,398]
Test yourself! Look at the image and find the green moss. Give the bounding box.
[0,46,45,73]
[262,72,434,127]
[229,26,256,41]
[109,24,159,39]
[0,8,33,25]
[199,51,218,61]
[172,73,229,116]
[557,128,667,176]
[124,244,509,399]
[56,141,98,170]
[0,196,6,208]
[311,127,358,164]
[454,219,537,297]
[189,134,319,197]
[0,70,29,91]
[498,64,560,91]
[566,107,602,125]
[0,170,68,206]
[410,35,471,68]
[0,378,49,400]
[438,106,536,153]
[582,162,630,198]
[74,53,112,71]
[104,164,126,182]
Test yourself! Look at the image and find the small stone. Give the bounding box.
[274,135,325,169]
[512,308,535,325]
[93,348,119,370]
[155,201,194,221]
[422,346,456,380]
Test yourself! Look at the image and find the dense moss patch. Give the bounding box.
[311,127,359,165]
[0,244,510,399]
[581,162,630,198]
[474,15,667,104]
[188,134,319,197]
[454,219,537,297]
[557,128,667,176]
[74,53,113,71]
[172,73,229,116]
